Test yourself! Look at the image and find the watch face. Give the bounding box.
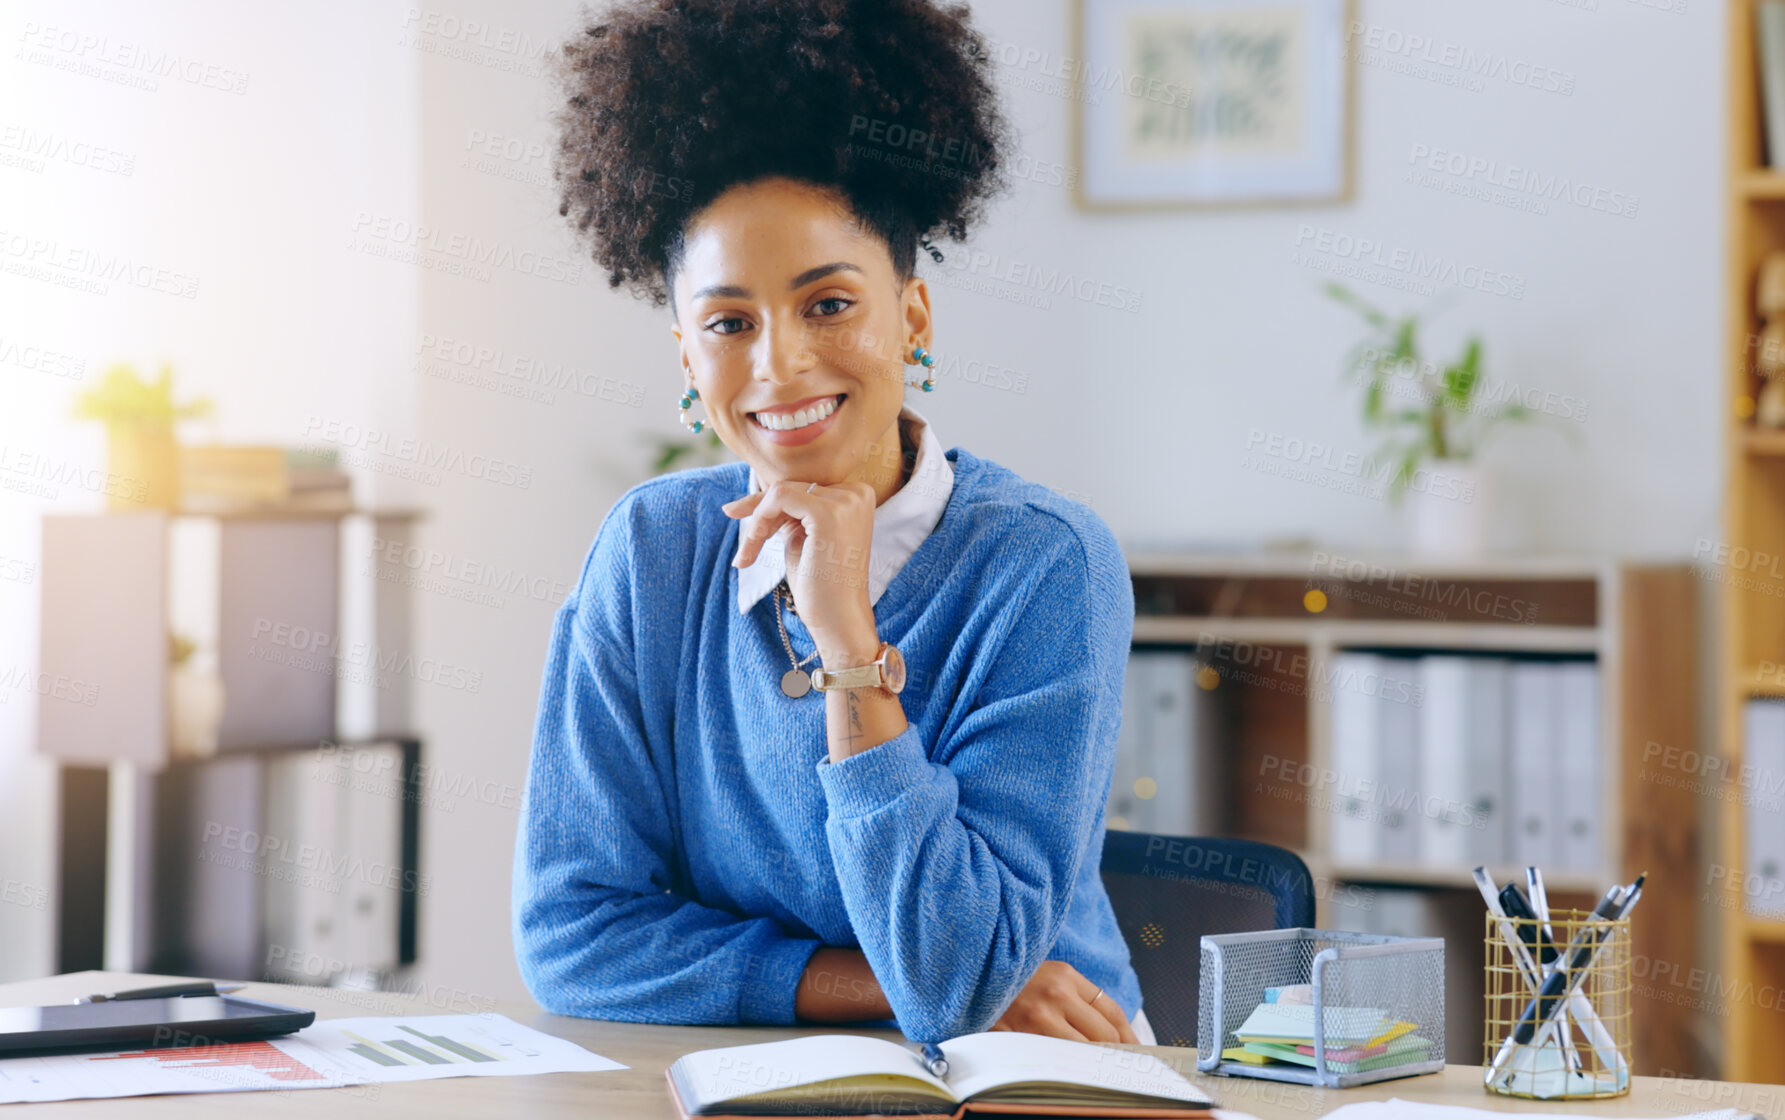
[882,644,906,694]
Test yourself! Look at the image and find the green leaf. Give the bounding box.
[72,362,210,424]
[1385,446,1423,504]
[1391,317,1417,365]
[1441,337,1482,407]
[1325,281,1391,330]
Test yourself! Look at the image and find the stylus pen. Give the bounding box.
[1526,866,1555,946]
[76,982,245,1004]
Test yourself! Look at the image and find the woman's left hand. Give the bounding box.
[722,479,880,664]
[989,961,1138,1044]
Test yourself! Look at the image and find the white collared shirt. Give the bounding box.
[736,403,954,615]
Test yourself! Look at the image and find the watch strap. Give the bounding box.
[811,644,887,691]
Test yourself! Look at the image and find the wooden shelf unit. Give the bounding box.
[1127,552,1701,1074]
[1722,0,1785,1085]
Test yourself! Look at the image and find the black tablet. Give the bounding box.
[0,995,316,1055]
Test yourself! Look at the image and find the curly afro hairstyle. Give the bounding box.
[551,0,1012,310]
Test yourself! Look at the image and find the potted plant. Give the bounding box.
[647,427,730,476]
[72,362,213,510]
[1325,283,1563,555]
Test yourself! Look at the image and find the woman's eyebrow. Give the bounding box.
[789,261,863,289]
[690,262,864,303]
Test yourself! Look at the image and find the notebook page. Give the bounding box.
[675,1035,954,1111]
[940,1032,1212,1106]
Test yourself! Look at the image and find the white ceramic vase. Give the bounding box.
[1402,459,1490,556]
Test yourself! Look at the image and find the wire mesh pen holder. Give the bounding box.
[1197,928,1446,1088]
[1482,909,1633,1100]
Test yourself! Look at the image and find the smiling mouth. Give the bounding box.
[749,394,845,432]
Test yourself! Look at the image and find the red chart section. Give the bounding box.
[91,1041,327,1082]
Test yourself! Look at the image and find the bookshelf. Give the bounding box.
[1723,0,1785,1085]
[37,507,424,983]
[1125,552,1700,1073]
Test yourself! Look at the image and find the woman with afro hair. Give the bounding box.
[513,0,1153,1047]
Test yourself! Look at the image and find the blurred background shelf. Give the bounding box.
[1113,552,1700,1072]
[37,507,425,993]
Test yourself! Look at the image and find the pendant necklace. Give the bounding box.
[773,579,819,698]
[766,423,914,699]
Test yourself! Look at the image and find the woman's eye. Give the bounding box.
[705,317,748,335]
[811,297,853,317]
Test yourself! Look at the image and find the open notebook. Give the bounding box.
[666,1031,1217,1120]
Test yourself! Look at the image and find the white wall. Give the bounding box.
[0,0,418,980]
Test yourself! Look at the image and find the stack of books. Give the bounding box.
[1225,1001,1429,1076]
[179,446,352,513]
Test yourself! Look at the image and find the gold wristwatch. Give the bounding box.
[810,641,906,695]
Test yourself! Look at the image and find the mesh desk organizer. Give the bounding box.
[1198,928,1446,1088]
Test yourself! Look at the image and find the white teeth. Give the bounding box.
[756,396,838,431]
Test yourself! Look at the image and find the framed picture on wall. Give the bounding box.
[1072,0,1353,209]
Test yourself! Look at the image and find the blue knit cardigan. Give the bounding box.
[512,445,1141,1043]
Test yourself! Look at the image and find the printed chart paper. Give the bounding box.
[0,1013,625,1104]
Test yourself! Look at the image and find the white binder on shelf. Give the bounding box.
[261,743,406,984]
[339,743,405,983]
[1417,657,1473,867]
[1556,661,1602,870]
[1109,651,1217,836]
[1109,653,1156,834]
[1507,661,1556,866]
[1745,699,1785,919]
[262,750,343,984]
[1464,659,1510,865]
[1329,651,1382,864]
[1375,657,1422,865]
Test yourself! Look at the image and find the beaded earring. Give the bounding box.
[905,346,936,393]
[678,383,710,434]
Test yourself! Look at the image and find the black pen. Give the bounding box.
[1510,882,1628,1045]
[1498,882,1558,965]
[76,982,245,1004]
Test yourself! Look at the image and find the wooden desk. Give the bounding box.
[3,973,1777,1118]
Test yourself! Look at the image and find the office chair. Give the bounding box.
[1100,830,1315,1049]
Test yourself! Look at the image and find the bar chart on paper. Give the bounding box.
[0,1013,625,1104]
[310,1015,574,1077]
[342,1024,506,1067]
